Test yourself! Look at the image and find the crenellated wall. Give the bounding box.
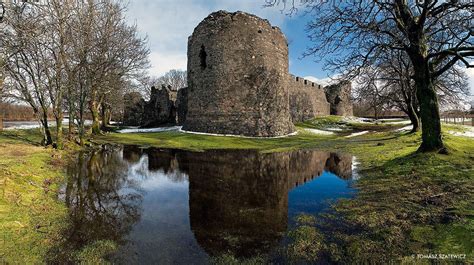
[288,75,330,123]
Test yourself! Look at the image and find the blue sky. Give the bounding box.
[125,0,330,83]
[126,0,473,95]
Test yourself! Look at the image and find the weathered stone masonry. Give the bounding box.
[325,81,353,116]
[122,85,178,127]
[123,92,145,126]
[288,75,330,123]
[183,11,295,137]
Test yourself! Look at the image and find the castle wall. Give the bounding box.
[176,87,188,125]
[142,86,176,127]
[325,81,354,116]
[288,75,330,123]
[183,11,295,137]
[123,92,145,126]
[122,86,178,127]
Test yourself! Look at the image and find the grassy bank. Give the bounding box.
[0,130,68,263]
[0,129,112,264]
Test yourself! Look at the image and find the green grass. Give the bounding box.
[93,127,341,153]
[0,129,91,264]
[283,130,474,263]
[0,134,68,263]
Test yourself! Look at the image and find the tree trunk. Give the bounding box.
[42,115,53,146]
[406,102,420,133]
[100,102,110,130]
[414,63,444,152]
[0,113,3,131]
[68,111,74,140]
[89,98,101,135]
[55,113,64,149]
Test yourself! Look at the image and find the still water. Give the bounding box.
[58,146,356,264]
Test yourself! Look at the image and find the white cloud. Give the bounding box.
[126,0,288,78]
[148,52,187,77]
[304,76,336,86]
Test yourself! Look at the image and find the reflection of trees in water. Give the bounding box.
[122,145,188,183]
[48,146,143,263]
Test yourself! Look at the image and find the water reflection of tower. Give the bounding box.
[179,149,354,258]
[121,146,354,259]
[177,150,289,258]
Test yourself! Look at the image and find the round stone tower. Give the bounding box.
[183,10,295,137]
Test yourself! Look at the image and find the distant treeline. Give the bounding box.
[353,104,408,119]
[0,103,51,121]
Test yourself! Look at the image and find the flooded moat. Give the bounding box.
[55,146,357,264]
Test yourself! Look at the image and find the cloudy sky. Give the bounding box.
[125,0,474,98]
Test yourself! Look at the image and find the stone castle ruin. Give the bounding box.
[122,11,353,136]
[182,11,295,137]
[325,81,353,116]
[123,85,180,127]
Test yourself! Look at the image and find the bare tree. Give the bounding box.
[156,69,187,91]
[267,0,474,152]
[3,0,149,146]
[353,66,390,121]
[3,3,55,145]
[84,0,149,135]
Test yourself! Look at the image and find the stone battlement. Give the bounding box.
[289,75,324,90]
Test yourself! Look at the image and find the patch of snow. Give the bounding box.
[118,126,182,133]
[448,130,474,138]
[303,128,334,135]
[179,129,299,138]
[342,117,372,123]
[395,125,413,132]
[4,123,41,130]
[382,120,411,125]
[378,118,403,121]
[345,131,369,138]
[325,127,345,132]
[3,119,92,130]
